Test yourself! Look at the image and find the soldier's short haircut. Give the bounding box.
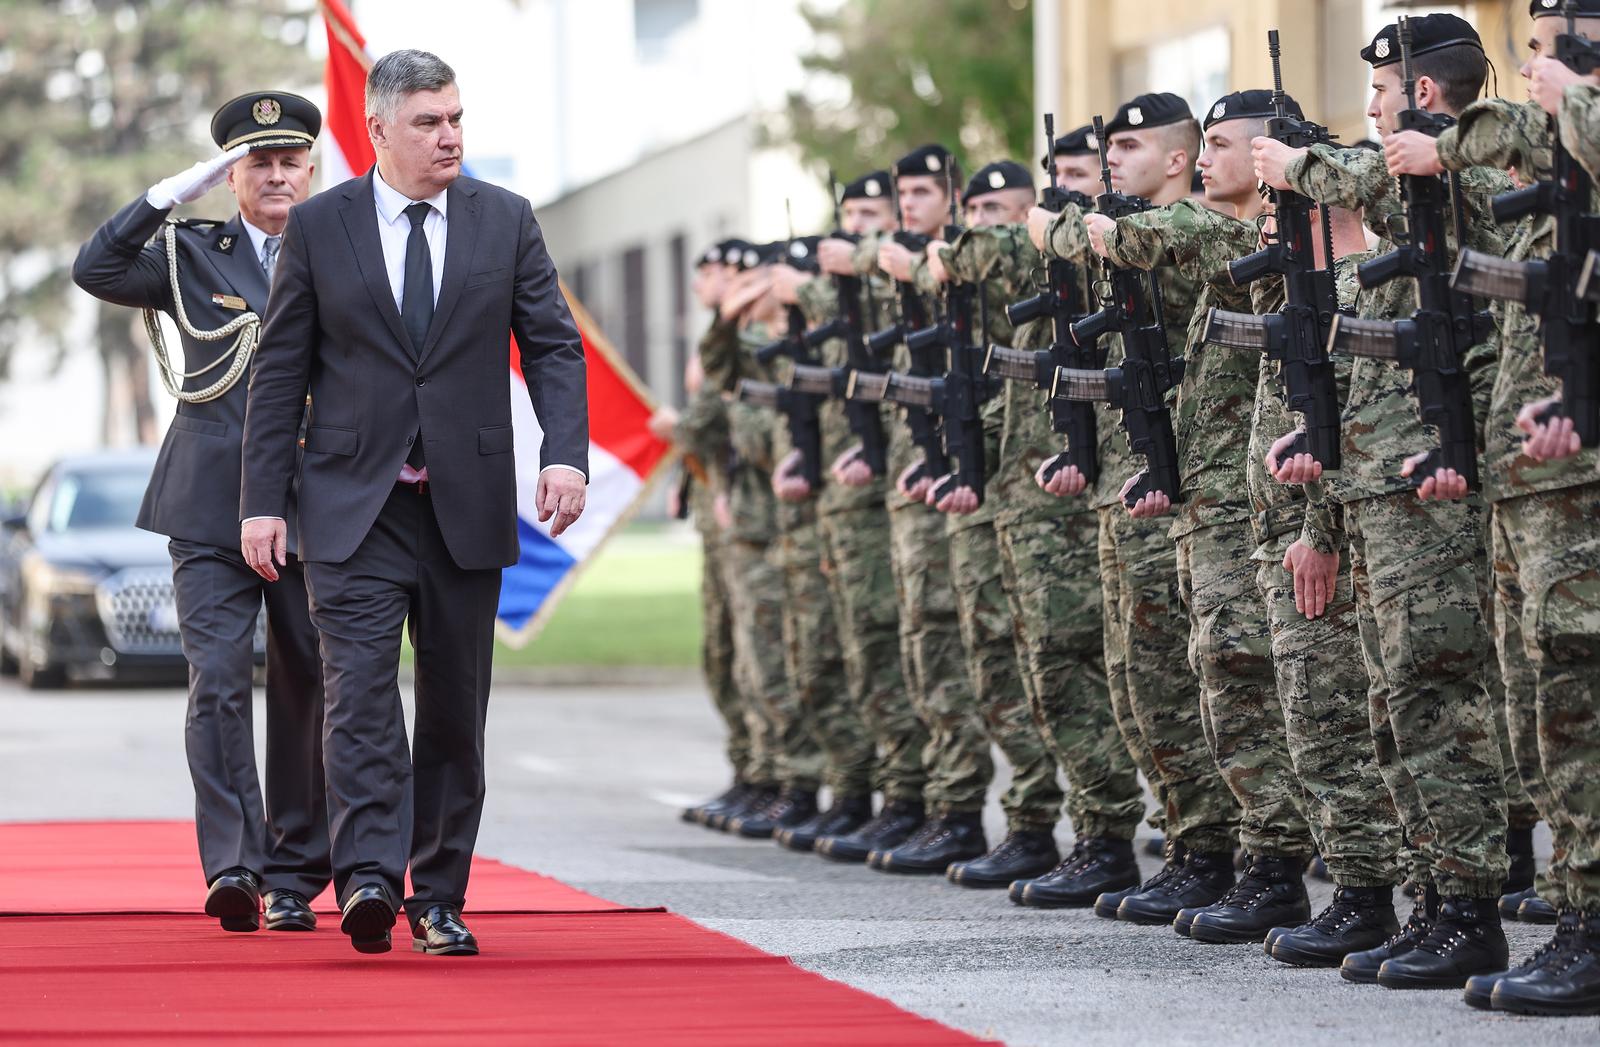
[366,49,457,123]
[1411,42,1488,114]
[1162,118,1203,169]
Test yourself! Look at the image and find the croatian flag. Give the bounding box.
[318,0,673,645]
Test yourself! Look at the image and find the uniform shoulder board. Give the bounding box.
[172,217,222,231]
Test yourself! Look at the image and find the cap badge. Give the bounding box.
[791,241,809,257]
[707,247,722,263]
[1128,106,1144,126]
[251,98,282,126]
[1212,102,1226,120]
[743,250,758,268]
[1085,133,1097,151]
[217,235,235,251]
[987,170,1006,189]
[1542,0,1558,8]
[927,154,942,172]
[1375,37,1391,59]
[864,178,882,197]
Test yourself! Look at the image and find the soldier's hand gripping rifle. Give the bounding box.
[1046,115,1183,507]
[1202,29,1344,472]
[744,227,826,488]
[984,113,1103,486]
[1452,0,1600,445]
[1326,16,1492,491]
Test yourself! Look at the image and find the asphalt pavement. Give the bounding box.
[0,675,1589,1046]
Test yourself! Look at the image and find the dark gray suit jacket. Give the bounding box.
[73,196,300,553]
[241,171,588,570]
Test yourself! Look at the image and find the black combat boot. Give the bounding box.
[1503,825,1536,895]
[816,800,924,863]
[1342,884,1438,983]
[1187,854,1313,944]
[1269,886,1400,967]
[1520,890,1560,924]
[1119,848,1233,927]
[777,793,873,852]
[1463,911,1577,1009]
[1306,854,1330,882]
[948,829,1059,888]
[1013,837,1140,908]
[1500,885,1534,921]
[1096,840,1184,919]
[1142,835,1166,858]
[1490,910,1600,1016]
[682,779,746,825]
[730,786,818,839]
[874,812,987,874]
[1375,895,1508,989]
[708,783,777,832]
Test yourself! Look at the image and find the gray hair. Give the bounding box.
[365,49,456,123]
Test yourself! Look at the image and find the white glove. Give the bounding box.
[145,144,251,210]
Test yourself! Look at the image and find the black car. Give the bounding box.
[0,449,263,688]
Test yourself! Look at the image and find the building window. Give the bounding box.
[669,233,688,405]
[635,0,698,62]
[1118,24,1230,125]
[570,262,595,320]
[621,246,649,383]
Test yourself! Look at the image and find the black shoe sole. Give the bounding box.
[205,883,260,932]
[1118,907,1184,925]
[776,834,816,853]
[412,937,480,956]
[1518,905,1559,925]
[875,860,961,875]
[1093,896,1128,919]
[1462,987,1495,1010]
[1375,970,1473,990]
[1189,914,1307,945]
[732,824,776,839]
[948,860,1060,889]
[265,913,317,931]
[1489,993,1600,1017]
[341,896,396,954]
[1270,942,1347,968]
[1015,888,1107,908]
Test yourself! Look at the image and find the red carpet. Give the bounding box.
[1,821,996,1045]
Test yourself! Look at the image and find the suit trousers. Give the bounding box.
[169,540,331,898]
[303,483,500,912]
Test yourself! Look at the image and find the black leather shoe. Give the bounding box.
[1491,910,1600,1016]
[263,889,316,931]
[204,868,261,933]
[948,829,1058,888]
[1463,912,1576,1009]
[1520,891,1560,925]
[1270,886,1399,967]
[710,784,778,832]
[411,904,480,956]
[777,793,872,852]
[1503,825,1535,895]
[1376,895,1508,989]
[874,813,986,874]
[816,801,924,863]
[1187,855,1312,944]
[730,787,817,839]
[1342,885,1437,984]
[1097,841,1184,919]
[340,883,397,955]
[1119,848,1232,927]
[682,780,747,825]
[1014,837,1139,908]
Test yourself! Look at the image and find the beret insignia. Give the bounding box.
[864,178,882,196]
[1128,106,1144,126]
[1375,37,1391,59]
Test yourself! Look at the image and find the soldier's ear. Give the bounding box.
[1414,75,1439,111]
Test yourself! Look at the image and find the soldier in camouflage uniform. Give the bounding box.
[1380,5,1600,1014]
[1087,92,1322,944]
[1035,95,1244,926]
[1255,15,1513,990]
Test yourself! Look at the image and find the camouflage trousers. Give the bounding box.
[720,537,822,790]
[1494,483,1600,911]
[817,502,914,801]
[1176,521,1313,859]
[887,503,981,811]
[777,518,872,796]
[998,510,1145,840]
[1255,533,1401,888]
[1095,512,1166,836]
[1345,492,1508,897]
[699,529,759,781]
[1101,507,1238,855]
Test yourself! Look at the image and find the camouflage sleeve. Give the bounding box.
[1042,201,1092,262]
[1298,481,1343,556]
[698,316,741,393]
[795,274,838,327]
[852,231,885,276]
[943,224,1041,292]
[1558,82,1600,183]
[1436,98,1552,182]
[1283,144,1402,241]
[1103,199,1257,282]
[909,251,940,297]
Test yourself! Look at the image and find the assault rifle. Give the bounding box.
[985,112,1102,486]
[1201,29,1344,471]
[1451,0,1600,446]
[1046,114,1183,507]
[745,217,826,487]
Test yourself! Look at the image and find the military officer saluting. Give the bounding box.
[72,92,331,933]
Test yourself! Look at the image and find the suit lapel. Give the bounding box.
[338,171,413,354]
[206,215,272,313]
[418,180,480,364]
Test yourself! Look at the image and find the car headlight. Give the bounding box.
[22,557,102,597]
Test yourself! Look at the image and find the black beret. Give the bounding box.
[711,238,752,269]
[1103,92,1193,139]
[841,170,891,202]
[964,160,1034,201]
[1532,0,1600,16]
[780,236,823,273]
[1052,124,1099,157]
[894,143,954,179]
[1362,13,1483,67]
[210,91,320,152]
[1202,89,1303,131]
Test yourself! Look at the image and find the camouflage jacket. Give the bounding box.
[794,274,889,516]
[1436,96,1600,500]
[724,321,780,543]
[1560,82,1600,183]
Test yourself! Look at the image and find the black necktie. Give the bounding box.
[401,202,433,354]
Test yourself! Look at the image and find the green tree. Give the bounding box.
[774,0,1034,187]
[0,0,315,445]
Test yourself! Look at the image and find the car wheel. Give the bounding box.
[17,639,64,690]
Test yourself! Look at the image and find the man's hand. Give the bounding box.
[831,445,873,487]
[767,263,809,305]
[1083,213,1115,259]
[537,468,587,538]
[647,405,680,442]
[933,480,979,515]
[1400,451,1470,502]
[1120,472,1170,518]
[1384,130,1445,178]
[772,448,813,502]
[1035,455,1088,497]
[878,240,915,282]
[720,270,771,319]
[817,237,857,276]
[1251,137,1303,191]
[241,518,287,582]
[897,459,932,504]
[1267,429,1322,484]
[1026,205,1054,252]
[1518,395,1583,462]
[1528,54,1593,116]
[147,144,252,209]
[925,241,951,284]
[1282,539,1341,620]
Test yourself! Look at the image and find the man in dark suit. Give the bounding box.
[73,92,332,934]
[240,49,589,956]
